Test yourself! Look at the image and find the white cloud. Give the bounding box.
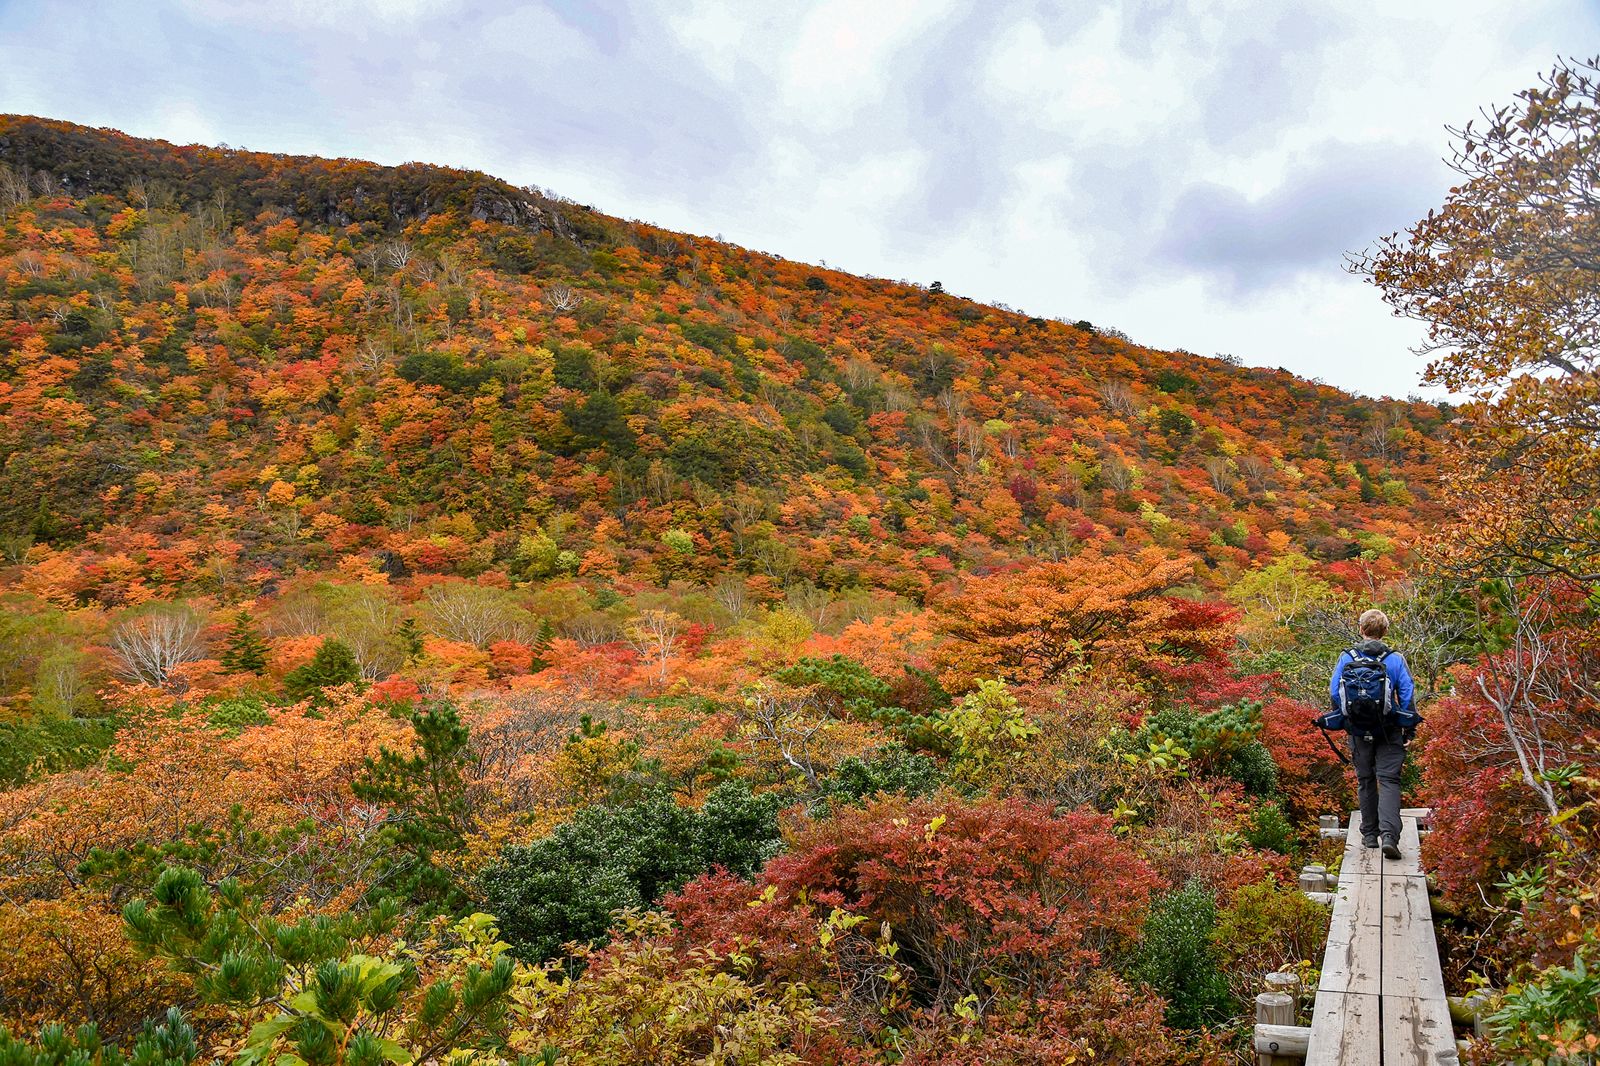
[177,0,460,27]
[145,100,223,147]
[2,0,1593,399]
[779,0,957,131]
[477,7,597,64]
[776,140,928,263]
[664,3,796,85]
[984,10,1198,142]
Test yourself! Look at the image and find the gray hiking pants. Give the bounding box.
[1350,732,1407,841]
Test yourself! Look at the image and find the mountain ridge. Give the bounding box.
[0,114,1403,396]
[0,113,1441,615]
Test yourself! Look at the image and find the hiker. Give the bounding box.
[1323,609,1422,859]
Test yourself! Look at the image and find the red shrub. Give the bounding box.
[1418,681,1551,902]
[896,973,1230,1065]
[673,794,1159,1010]
[1259,696,1351,822]
[1140,778,1291,894]
[487,640,535,678]
[366,676,421,707]
[667,867,826,985]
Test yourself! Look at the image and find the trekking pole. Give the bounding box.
[1319,726,1349,765]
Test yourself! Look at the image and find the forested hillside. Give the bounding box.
[0,116,1441,604]
[2,98,1588,1065]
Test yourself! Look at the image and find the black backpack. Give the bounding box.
[1339,647,1392,733]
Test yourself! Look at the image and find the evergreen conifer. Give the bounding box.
[219,610,269,675]
[283,638,361,702]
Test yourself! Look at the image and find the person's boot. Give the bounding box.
[1362,833,1379,849]
[1382,833,1401,859]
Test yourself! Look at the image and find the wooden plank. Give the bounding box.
[1343,844,1383,881]
[1380,874,1446,1002]
[1345,812,1423,873]
[1308,812,1456,1063]
[1305,990,1380,1066]
[1382,994,1460,1064]
[1327,869,1384,931]
[1343,811,1383,878]
[1320,814,1386,998]
[1386,817,1424,876]
[1318,896,1382,995]
[1329,872,1386,916]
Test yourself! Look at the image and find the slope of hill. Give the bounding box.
[0,114,1464,1063]
[0,114,1441,618]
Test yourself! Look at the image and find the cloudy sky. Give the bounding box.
[2,0,1593,398]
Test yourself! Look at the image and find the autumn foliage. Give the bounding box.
[934,548,1232,689]
[0,114,1480,1063]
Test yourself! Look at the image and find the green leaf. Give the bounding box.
[374,1038,412,1064]
[244,1016,298,1052]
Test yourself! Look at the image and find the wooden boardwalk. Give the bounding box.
[1305,809,1458,1065]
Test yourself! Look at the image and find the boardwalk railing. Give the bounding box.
[1253,808,1460,1066]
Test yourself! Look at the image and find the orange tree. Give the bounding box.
[1353,54,1600,586]
[932,548,1226,689]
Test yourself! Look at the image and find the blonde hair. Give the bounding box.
[1358,609,1390,638]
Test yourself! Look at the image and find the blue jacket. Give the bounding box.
[1330,638,1416,715]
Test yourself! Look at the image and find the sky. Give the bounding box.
[1,0,1594,399]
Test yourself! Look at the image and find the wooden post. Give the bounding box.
[1299,864,1329,893]
[1255,991,1299,1065]
[1265,971,1301,1001]
[1319,813,1339,833]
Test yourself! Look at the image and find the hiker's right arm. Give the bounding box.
[1329,652,1350,708]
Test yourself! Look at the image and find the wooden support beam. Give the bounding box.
[1254,1023,1311,1058]
[1256,993,1300,1065]
[1449,990,1494,1038]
